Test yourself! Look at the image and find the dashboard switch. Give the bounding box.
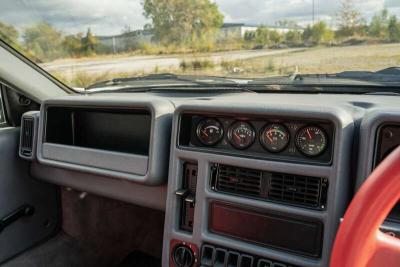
[200,245,215,266]
[214,248,227,267]
[179,163,198,232]
[257,259,273,267]
[227,251,240,267]
[176,189,189,197]
[239,254,253,267]
[184,194,196,204]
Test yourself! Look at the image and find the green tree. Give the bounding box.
[303,21,333,45]
[0,21,19,44]
[302,25,313,44]
[23,21,64,61]
[369,9,390,38]
[388,15,400,42]
[285,30,302,46]
[81,28,98,56]
[244,31,256,42]
[62,33,83,57]
[336,0,362,37]
[255,26,270,46]
[311,21,329,44]
[303,21,334,45]
[269,30,282,45]
[142,0,224,46]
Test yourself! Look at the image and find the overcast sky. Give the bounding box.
[1,0,399,36]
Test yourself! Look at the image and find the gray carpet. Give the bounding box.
[2,233,92,267]
[2,188,165,267]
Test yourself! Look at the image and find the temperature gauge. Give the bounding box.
[260,123,290,153]
[196,118,224,146]
[228,121,256,149]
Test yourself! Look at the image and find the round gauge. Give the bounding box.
[295,126,328,157]
[260,123,290,153]
[228,121,256,149]
[196,118,224,146]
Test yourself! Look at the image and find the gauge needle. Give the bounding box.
[306,129,312,139]
[201,130,209,137]
[234,132,241,141]
[267,132,273,143]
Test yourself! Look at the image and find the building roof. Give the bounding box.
[222,23,303,30]
[222,23,257,28]
[96,29,153,40]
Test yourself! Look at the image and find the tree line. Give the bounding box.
[0,0,399,63]
[0,21,103,62]
[243,6,400,48]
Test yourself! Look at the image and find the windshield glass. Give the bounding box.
[0,0,399,90]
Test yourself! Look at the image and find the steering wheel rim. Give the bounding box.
[330,146,400,267]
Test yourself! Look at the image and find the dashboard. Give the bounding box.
[18,92,400,267]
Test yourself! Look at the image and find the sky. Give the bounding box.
[0,0,399,36]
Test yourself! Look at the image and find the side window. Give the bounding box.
[0,84,40,127]
[0,91,6,126]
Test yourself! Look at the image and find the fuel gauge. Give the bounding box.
[196,118,224,146]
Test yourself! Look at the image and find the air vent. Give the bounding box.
[20,117,34,157]
[268,173,326,208]
[216,165,263,197]
[212,164,328,209]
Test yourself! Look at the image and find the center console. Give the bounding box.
[163,102,354,267]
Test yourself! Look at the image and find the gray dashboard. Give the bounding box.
[20,91,400,267]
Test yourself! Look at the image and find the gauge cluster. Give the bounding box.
[179,114,334,164]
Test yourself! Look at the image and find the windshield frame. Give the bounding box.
[0,39,76,94]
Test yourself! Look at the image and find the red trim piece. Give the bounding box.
[330,147,400,267]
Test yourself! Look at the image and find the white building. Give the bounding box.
[97,29,153,53]
[219,23,303,39]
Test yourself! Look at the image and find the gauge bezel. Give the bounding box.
[260,123,290,153]
[196,118,224,146]
[227,121,256,150]
[295,125,328,157]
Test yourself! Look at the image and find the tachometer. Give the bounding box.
[295,126,328,157]
[196,118,224,146]
[260,123,290,153]
[228,121,255,149]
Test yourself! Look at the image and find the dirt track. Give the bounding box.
[40,48,305,76]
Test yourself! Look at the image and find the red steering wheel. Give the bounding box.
[330,147,400,267]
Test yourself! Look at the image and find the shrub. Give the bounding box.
[180,59,215,71]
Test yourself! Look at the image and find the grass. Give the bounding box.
[180,59,215,71]
[48,43,400,88]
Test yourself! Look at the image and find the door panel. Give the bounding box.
[0,127,60,264]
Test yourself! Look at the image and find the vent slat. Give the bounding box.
[268,174,323,207]
[216,165,262,197]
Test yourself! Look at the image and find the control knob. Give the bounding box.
[173,245,194,267]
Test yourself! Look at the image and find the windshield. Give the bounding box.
[0,0,399,90]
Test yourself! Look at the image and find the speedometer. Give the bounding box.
[295,126,328,157]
